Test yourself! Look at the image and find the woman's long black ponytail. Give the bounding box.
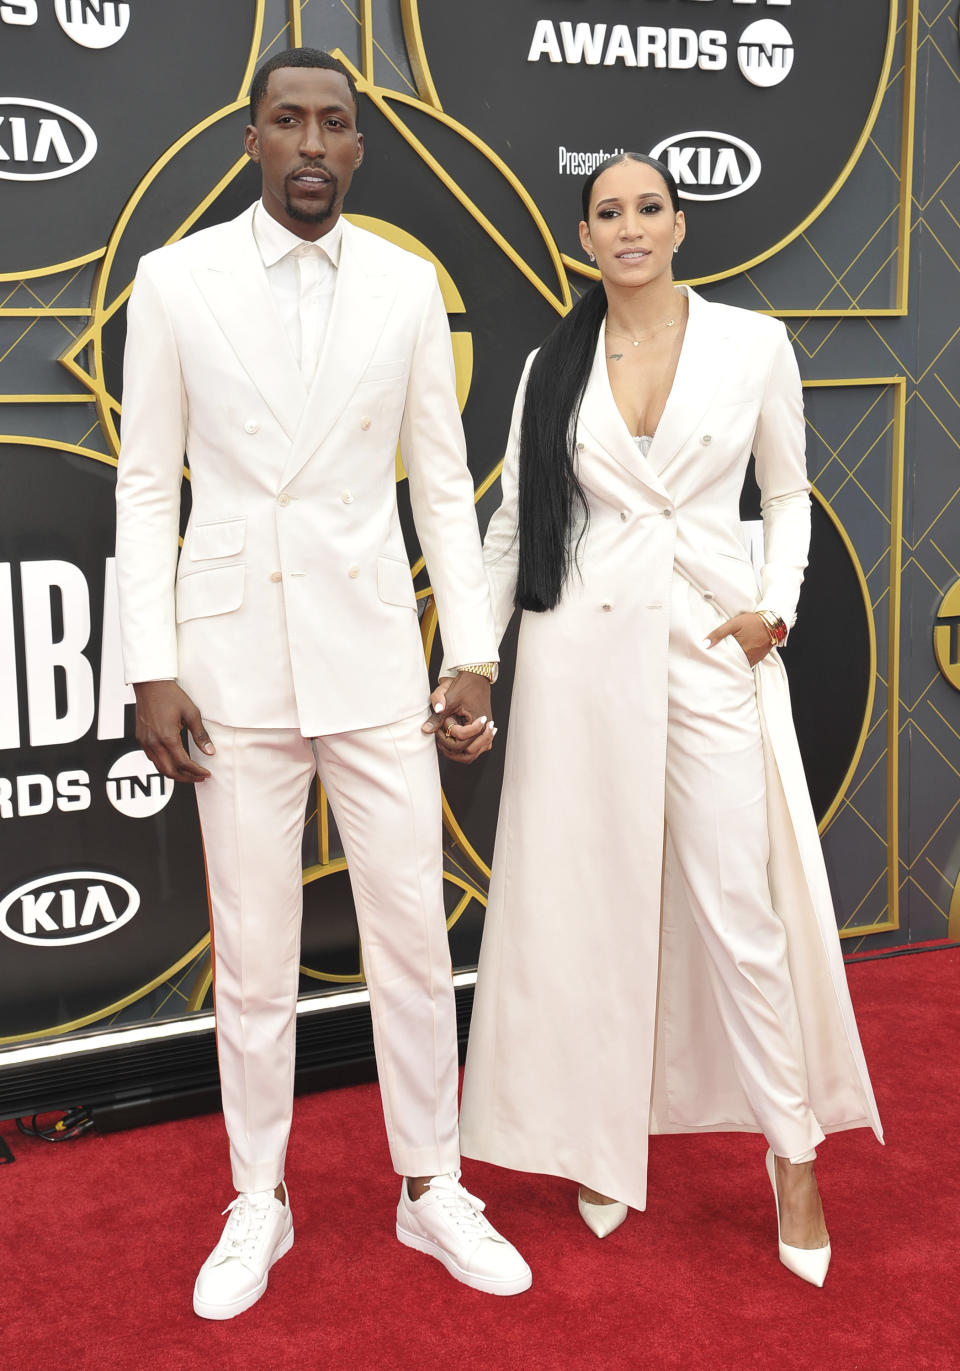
[514,152,680,613]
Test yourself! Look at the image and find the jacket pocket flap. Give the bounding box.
[376,556,417,609]
[176,565,245,623]
[189,517,246,560]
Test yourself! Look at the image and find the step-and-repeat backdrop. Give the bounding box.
[2,1,959,1055]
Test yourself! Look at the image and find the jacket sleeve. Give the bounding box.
[114,257,188,683]
[753,320,811,631]
[437,351,534,678]
[400,266,498,674]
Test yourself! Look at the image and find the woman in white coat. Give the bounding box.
[450,154,882,1287]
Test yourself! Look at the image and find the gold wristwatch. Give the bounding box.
[455,662,496,681]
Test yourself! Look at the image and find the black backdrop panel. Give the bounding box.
[409,0,893,279]
[0,440,209,1039]
[0,0,260,273]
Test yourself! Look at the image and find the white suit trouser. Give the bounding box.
[193,712,461,1193]
[665,575,824,1162]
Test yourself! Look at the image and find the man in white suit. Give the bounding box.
[115,47,530,1319]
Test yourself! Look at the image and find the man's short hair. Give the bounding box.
[249,47,360,125]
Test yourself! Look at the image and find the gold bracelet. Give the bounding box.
[456,662,496,681]
[756,610,787,647]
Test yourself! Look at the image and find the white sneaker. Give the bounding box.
[396,1171,532,1296]
[193,1189,294,1320]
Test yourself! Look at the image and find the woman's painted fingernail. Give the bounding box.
[487,719,495,731]
[491,725,498,736]
[701,638,712,650]
[433,701,444,712]
[478,716,487,725]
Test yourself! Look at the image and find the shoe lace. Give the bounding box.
[219,1192,274,1258]
[427,1172,500,1240]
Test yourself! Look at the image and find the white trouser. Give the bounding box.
[192,712,461,1193]
[665,574,824,1163]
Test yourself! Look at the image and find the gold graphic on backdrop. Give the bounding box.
[933,580,960,691]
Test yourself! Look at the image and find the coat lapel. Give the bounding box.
[280,219,400,488]
[645,286,728,476]
[191,206,306,441]
[578,326,672,502]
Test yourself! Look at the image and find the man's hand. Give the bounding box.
[422,672,495,765]
[703,612,774,668]
[134,680,215,783]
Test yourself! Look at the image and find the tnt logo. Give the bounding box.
[106,749,174,819]
[933,581,960,692]
[54,0,130,49]
[738,19,795,89]
[0,871,140,946]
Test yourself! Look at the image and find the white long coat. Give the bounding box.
[459,287,882,1212]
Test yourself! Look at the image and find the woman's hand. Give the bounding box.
[703,612,775,668]
[422,675,497,764]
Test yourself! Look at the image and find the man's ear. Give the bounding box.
[243,125,260,163]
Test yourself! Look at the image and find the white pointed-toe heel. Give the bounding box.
[577,1188,628,1239]
[765,1148,831,1288]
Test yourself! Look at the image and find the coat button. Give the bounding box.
[244,419,259,434]
[341,490,354,504]
[703,591,714,601]
[348,565,360,578]
[576,442,584,453]
[661,508,673,519]
[277,493,291,507]
[701,434,712,445]
[269,571,282,583]
[619,510,628,522]
[360,417,372,431]
[601,602,613,612]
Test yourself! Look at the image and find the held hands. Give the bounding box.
[703,611,777,668]
[133,680,215,783]
[421,671,496,765]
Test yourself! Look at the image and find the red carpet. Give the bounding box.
[2,950,958,1370]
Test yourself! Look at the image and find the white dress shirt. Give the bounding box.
[252,200,342,384]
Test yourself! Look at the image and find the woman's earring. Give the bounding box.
[673,244,680,255]
[589,253,595,262]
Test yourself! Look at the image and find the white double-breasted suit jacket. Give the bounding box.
[116,205,496,729]
[459,286,882,1211]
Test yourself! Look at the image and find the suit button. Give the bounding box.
[244,419,259,434]
[348,565,360,579]
[703,591,714,601]
[661,508,673,519]
[277,493,291,507]
[619,510,628,522]
[701,433,712,445]
[360,417,372,431]
[341,490,354,504]
[601,602,613,612]
[269,571,282,583]
[576,442,584,453]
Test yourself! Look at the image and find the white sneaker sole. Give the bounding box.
[396,1222,532,1296]
[192,1224,294,1320]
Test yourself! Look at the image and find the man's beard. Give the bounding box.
[285,171,338,224]
[285,197,336,225]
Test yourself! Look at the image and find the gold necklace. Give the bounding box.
[604,316,677,347]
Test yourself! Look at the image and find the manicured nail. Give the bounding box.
[491,726,498,736]
[701,638,712,650]
[478,716,487,725]
[486,719,495,731]
[203,743,215,755]
[433,701,444,712]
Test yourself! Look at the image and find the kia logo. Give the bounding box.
[0,871,140,946]
[649,130,761,202]
[0,98,98,182]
